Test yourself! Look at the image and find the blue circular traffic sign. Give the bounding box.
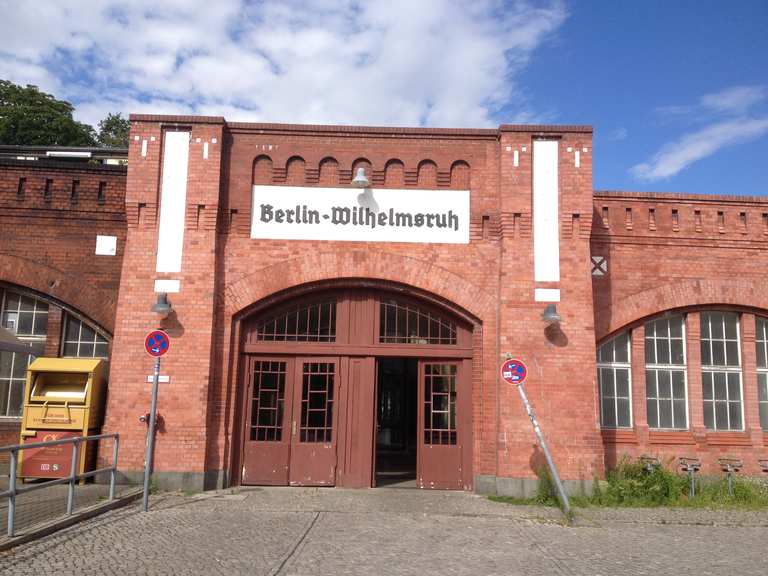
[145,330,170,357]
[501,358,527,385]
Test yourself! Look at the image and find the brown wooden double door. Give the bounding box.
[242,356,340,486]
[241,355,470,489]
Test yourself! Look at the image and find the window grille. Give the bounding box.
[254,300,336,342]
[379,299,457,345]
[299,362,335,442]
[423,363,457,445]
[645,316,688,429]
[756,317,768,431]
[62,314,109,358]
[701,312,743,431]
[597,332,632,428]
[250,361,286,441]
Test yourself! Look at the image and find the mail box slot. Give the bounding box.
[19,358,107,479]
[30,371,89,402]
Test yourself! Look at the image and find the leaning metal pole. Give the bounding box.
[142,356,161,512]
[514,381,571,516]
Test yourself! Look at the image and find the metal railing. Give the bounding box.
[0,433,119,537]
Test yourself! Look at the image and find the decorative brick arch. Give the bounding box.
[0,254,116,333]
[223,250,492,322]
[595,278,768,340]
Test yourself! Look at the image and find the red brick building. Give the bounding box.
[1,116,766,494]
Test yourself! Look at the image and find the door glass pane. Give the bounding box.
[423,363,457,445]
[250,361,286,442]
[300,362,334,443]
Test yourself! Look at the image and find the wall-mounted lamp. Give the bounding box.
[351,167,370,188]
[541,303,561,325]
[151,292,173,318]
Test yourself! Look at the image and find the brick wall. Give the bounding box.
[0,159,127,453]
[592,191,768,474]
[99,116,609,490]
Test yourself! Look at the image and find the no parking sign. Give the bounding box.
[500,358,527,385]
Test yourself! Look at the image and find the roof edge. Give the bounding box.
[128,115,593,137]
[595,189,768,204]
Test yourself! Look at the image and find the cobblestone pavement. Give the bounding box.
[1,487,767,575]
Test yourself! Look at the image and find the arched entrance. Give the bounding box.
[238,286,474,490]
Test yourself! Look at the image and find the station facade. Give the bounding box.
[1,115,767,494]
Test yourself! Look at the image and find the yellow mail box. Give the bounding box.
[22,358,106,433]
[19,358,107,478]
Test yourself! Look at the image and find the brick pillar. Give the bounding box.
[686,313,706,442]
[102,117,225,491]
[43,305,63,357]
[495,128,604,495]
[631,324,649,442]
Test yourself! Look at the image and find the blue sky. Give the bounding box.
[1,0,766,195]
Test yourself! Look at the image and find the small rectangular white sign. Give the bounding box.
[146,375,170,383]
[95,235,117,256]
[251,185,470,244]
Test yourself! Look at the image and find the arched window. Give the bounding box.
[645,315,687,429]
[1,287,110,418]
[700,312,742,431]
[596,332,632,428]
[254,299,337,342]
[378,298,457,345]
[1,288,47,417]
[62,314,109,358]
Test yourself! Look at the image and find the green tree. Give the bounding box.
[0,79,97,146]
[97,112,130,148]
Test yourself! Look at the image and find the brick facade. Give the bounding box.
[0,159,126,450]
[1,117,766,493]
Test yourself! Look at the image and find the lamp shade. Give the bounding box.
[541,303,561,324]
[351,167,370,188]
[151,293,173,316]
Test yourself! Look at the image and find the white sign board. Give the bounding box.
[95,235,117,256]
[251,185,470,244]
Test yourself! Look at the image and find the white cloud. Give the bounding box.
[0,0,567,128]
[701,85,766,115]
[632,83,768,181]
[630,117,768,181]
[606,127,627,141]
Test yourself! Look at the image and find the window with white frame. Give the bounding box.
[62,314,109,358]
[0,288,47,417]
[755,316,768,431]
[597,332,632,428]
[701,312,743,431]
[645,316,688,429]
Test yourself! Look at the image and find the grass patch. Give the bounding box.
[490,457,768,510]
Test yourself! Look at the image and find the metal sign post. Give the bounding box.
[143,330,170,512]
[501,357,571,516]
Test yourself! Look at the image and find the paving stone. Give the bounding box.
[1,488,766,575]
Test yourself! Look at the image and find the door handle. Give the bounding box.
[292,420,297,436]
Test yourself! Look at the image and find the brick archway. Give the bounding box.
[224,250,493,322]
[0,254,116,333]
[595,278,768,340]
